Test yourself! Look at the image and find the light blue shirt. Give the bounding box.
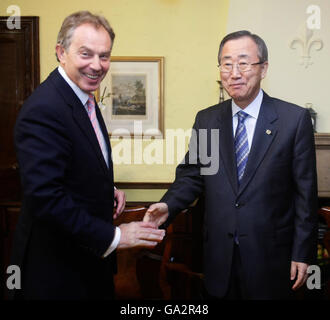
[232,89,263,150]
[57,66,120,257]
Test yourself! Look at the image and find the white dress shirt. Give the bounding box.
[232,89,263,149]
[58,66,120,257]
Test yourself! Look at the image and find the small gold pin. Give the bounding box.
[266,129,272,135]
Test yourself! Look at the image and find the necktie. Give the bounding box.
[235,111,249,184]
[87,94,108,166]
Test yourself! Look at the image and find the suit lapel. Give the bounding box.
[50,69,111,176]
[72,102,110,175]
[238,92,278,196]
[95,103,112,168]
[218,100,239,194]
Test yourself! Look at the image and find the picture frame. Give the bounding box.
[96,56,164,138]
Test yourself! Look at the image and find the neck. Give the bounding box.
[233,88,261,109]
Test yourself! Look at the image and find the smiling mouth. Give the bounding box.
[230,83,245,89]
[84,73,101,80]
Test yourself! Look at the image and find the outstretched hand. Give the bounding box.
[143,202,169,227]
[117,221,165,250]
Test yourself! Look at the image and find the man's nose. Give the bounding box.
[231,64,242,78]
[90,56,102,71]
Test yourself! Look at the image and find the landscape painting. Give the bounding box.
[111,74,147,119]
[97,56,164,137]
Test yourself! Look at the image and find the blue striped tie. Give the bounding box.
[235,111,249,184]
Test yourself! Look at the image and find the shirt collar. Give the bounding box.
[58,66,89,106]
[232,89,263,119]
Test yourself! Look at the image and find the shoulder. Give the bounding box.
[195,99,231,120]
[22,70,59,103]
[15,71,71,136]
[18,69,69,119]
[264,92,307,117]
[263,93,313,134]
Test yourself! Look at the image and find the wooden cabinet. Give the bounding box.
[0,16,39,203]
[315,133,330,199]
[0,16,39,300]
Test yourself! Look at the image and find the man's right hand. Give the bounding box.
[143,202,169,227]
[117,221,165,250]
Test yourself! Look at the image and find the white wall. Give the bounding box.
[226,0,330,132]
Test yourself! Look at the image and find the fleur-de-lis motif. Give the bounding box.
[290,27,323,68]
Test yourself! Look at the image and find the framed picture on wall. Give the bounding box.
[96,56,164,138]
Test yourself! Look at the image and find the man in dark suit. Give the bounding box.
[144,30,318,299]
[11,11,165,300]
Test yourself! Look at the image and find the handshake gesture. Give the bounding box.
[115,190,169,250]
[143,202,169,228]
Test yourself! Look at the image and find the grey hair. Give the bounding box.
[56,11,115,61]
[218,30,268,64]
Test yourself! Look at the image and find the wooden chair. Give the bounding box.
[158,198,205,300]
[113,205,148,299]
[114,204,166,299]
[113,199,205,300]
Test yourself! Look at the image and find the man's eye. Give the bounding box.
[239,62,248,66]
[81,52,91,57]
[224,63,233,67]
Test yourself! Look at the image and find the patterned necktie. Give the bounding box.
[87,94,108,166]
[235,111,249,183]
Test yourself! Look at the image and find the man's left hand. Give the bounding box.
[290,261,309,290]
[114,189,126,219]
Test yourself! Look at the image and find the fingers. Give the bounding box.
[290,262,297,281]
[143,203,169,227]
[139,221,159,229]
[117,221,166,250]
[143,204,158,221]
[115,197,125,216]
[291,261,309,291]
[146,203,160,214]
[292,272,308,291]
[136,226,165,242]
[113,189,126,219]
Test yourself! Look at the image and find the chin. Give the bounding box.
[81,83,100,93]
[78,75,103,93]
[230,93,243,101]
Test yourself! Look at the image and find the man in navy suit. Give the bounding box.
[144,31,318,299]
[11,11,165,300]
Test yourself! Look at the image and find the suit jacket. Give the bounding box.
[11,69,116,299]
[161,92,318,299]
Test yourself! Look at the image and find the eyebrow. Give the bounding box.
[78,46,111,55]
[78,46,92,52]
[222,54,250,60]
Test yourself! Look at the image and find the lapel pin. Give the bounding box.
[266,129,272,135]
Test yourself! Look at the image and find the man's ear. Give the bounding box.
[55,44,65,63]
[261,61,268,79]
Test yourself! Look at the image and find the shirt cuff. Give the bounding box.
[102,226,121,258]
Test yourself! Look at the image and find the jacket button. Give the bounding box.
[235,203,240,208]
